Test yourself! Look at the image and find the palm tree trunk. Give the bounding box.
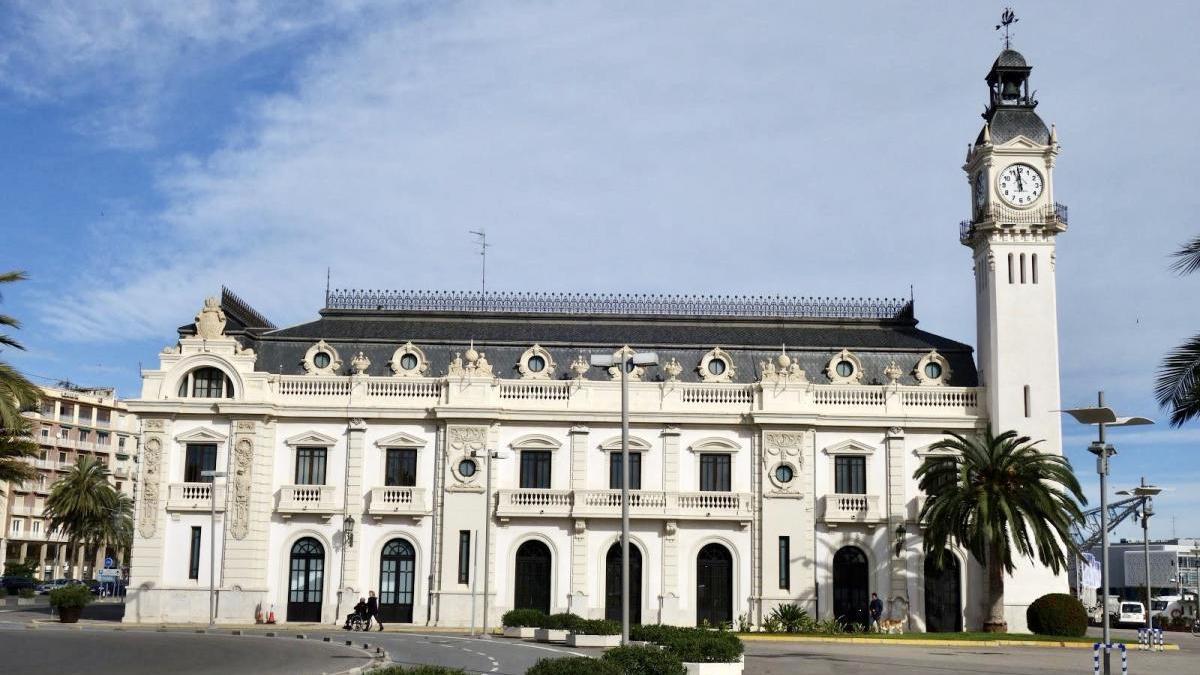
[983,542,1008,633]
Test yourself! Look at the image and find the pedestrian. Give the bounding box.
[367,590,384,631]
[869,593,884,632]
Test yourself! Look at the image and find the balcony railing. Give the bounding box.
[496,489,754,521]
[277,484,338,517]
[960,201,1069,245]
[166,482,226,511]
[822,493,882,525]
[367,486,429,518]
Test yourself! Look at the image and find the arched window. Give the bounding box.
[1019,253,1027,284]
[1031,253,1039,284]
[1007,253,1014,284]
[177,367,235,399]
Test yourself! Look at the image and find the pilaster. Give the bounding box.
[130,417,170,586]
[342,418,367,594]
[885,426,908,607]
[661,427,680,492]
[569,519,588,615]
[569,425,588,491]
[221,418,272,589]
[660,520,680,622]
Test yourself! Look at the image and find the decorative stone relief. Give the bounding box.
[303,340,342,375]
[605,346,644,381]
[388,342,429,377]
[138,436,163,538]
[760,346,807,384]
[230,437,253,540]
[662,358,682,382]
[573,519,587,540]
[144,419,165,432]
[350,352,371,375]
[569,355,589,380]
[763,430,810,498]
[448,342,494,378]
[447,426,488,492]
[697,347,736,383]
[913,350,952,386]
[194,297,226,338]
[235,420,256,433]
[883,361,903,385]
[824,349,865,385]
[517,344,556,380]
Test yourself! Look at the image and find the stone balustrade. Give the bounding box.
[166,482,227,512]
[367,486,429,518]
[496,488,754,522]
[277,484,339,517]
[822,493,882,525]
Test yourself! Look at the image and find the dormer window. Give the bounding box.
[177,367,235,398]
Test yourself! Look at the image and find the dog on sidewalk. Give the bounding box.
[878,617,905,634]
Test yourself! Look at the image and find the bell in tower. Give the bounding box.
[976,48,1049,147]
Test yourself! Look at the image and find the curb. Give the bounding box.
[738,634,1181,651]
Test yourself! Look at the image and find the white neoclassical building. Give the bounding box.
[124,47,1068,632]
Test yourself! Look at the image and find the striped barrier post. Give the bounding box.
[1092,642,1128,675]
[1137,627,1165,652]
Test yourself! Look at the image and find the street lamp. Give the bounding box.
[199,469,228,628]
[334,513,356,625]
[591,348,658,646]
[1116,478,1161,630]
[473,448,507,638]
[1061,392,1152,675]
[893,523,907,559]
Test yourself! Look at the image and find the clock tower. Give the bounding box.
[961,48,1070,628]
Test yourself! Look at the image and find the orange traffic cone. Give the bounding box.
[266,604,277,624]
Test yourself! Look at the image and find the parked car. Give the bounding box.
[0,576,37,594]
[38,578,73,595]
[1116,602,1146,627]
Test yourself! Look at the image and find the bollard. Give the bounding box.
[1137,627,1165,652]
[1092,643,1128,675]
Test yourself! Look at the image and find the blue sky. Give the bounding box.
[1,2,1197,541]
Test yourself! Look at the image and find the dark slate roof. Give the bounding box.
[218,305,978,387]
[992,49,1029,69]
[978,107,1050,145]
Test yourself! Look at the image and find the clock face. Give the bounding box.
[973,172,987,210]
[997,164,1044,207]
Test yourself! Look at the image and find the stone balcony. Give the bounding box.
[367,486,429,520]
[495,488,754,523]
[822,493,882,526]
[277,484,339,519]
[166,482,226,511]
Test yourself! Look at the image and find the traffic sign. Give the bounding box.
[104,557,114,569]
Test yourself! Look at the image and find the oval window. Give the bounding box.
[707,359,727,376]
[458,459,477,478]
[835,360,854,378]
[313,352,331,369]
[527,355,546,373]
[774,465,794,483]
[924,362,943,380]
[400,353,419,371]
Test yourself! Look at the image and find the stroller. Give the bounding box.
[343,598,369,631]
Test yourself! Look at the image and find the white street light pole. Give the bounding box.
[591,349,657,645]
[477,448,506,638]
[1062,392,1153,675]
[1117,478,1161,631]
[200,469,228,628]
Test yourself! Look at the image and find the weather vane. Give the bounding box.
[996,8,1018,50]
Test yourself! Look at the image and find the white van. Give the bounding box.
[1117,602,1145,626]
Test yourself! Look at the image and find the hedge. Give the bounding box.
[542,612,585,631]
[629,624,743,663]
[602,645,686,675]
[501,608,546,628]
[571,618,620,635]
[1026,593,1088,637]
[526,657,621,675]
[371,667,465,675]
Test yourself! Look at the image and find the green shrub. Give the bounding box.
[571,618,619,635]
[543,612,585,631]
[501,608,546,628]
[602,645,685,675]
[3,559,38,579]
[49,584,93,609]
[628,624,743,663]
[371,667,465,674]
[17,587,36,599]
[1026,593,1087,637]
[526,657,621,675]
[767,604,813,633]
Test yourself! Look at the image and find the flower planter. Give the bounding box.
[683,659,744,675]
[16,597,35,606]
[503,626,537,638]
[566,633,621,647]
[533,628,568,643]
[58,606,83,623]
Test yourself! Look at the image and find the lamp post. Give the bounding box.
[893,523,907,559]
[475,448,507,638]
[591,348,658,646]
[335,514,355,625]
[1061,392,1153,675]
[200,469,228,628]
[1116,478,1161,630]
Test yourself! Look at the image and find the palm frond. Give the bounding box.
[1169,235,1200,275]
[1155,333,1200,427]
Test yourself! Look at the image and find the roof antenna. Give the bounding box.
[469,229,489,309]
[996,7,1018,50]
[325,267,331,307]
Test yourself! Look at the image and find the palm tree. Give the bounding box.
[1156,235,1200,427]
[0,271,39,487]
[0,416,39,484]
[915,427,1086,633]
[43,457,132,558]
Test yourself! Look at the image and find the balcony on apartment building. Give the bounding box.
[495,488,754,523]
[276,484,339,518]
[166,483,228,512]
[366,487,430,519]
[821,493,882,525]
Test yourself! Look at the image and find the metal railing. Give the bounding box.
[960,201,1070,244]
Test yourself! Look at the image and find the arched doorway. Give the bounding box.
[379,538,416,623]
[924,555,963,632]
[696,543,733,627]
[514,540,552,615]
[605,541,642,624]
[832,546,869,629]
[287,537,325,622]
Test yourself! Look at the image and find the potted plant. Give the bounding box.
[565,618,621,647]
[630,625,745,675]
[49,584,94,623]
[501,609,545,638]
[16,587,37,606]
[534,612,582,643]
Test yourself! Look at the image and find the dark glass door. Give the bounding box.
[287,538,324,622]
[513,540,551,615]
[832,546,869,629]
[379,538,415,622]
[696,543,733,626]
[605,542,642,624]
[924,555,962,632]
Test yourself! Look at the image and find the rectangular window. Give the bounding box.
[184,444,218,483]
[1031,253,1039,284]
[40,428,49,440]
[97,432,109,445]
[699,453,732,492]
[188,526,202,580]
[58,428,69,439]
[31,521,40,534]
[58,451,67,463]
[118,436,126,449]
[40,401,54,416]
[834,456,867,494]
[519,450,552,489]
[779,536,790,590]
[458,530,471,584]
[608,452,642,490]
[79,430,90,442]
[10,519,22,534]
[59,403,73,419]
[384,448,418,487]
[1023,385,1031,418]
[295,447,328,485]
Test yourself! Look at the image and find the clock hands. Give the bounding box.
[1014,167,1025,193]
